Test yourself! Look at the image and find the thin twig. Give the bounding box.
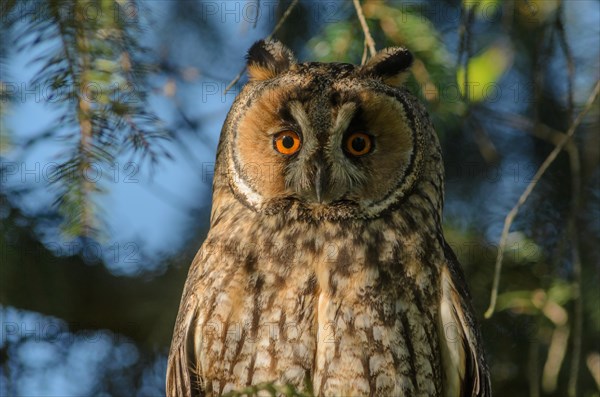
[223,69,245,95]
[531,22,551,162]
[457,3,467,74]
[462,4,477,103]
[484,80,600,319]
[471,116,500,164]
[542,325,570,393]
[555,3,582,393]
[360,39,368,66]
[478,108,579,159]
[567,155,583,397]
[555,0,575,121]
[266,0,299,41]
[352,0,376,60]
[224,0,299,94]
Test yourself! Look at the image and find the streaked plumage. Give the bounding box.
[167,40,491,397]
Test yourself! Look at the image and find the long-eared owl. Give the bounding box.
[167,40,491,397]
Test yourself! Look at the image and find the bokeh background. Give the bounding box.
[1,0,599,396]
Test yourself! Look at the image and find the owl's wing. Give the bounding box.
[439,241,492,397]
[166,262,203,397]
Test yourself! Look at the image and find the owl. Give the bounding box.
[166,40,491,397]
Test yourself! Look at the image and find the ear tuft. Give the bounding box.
[246,40,296,81]
[359,47,413,87]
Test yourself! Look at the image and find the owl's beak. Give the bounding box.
[314,164,327,204]
[314,165,324,203]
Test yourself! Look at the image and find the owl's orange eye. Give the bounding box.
[345,132,373,156]
[274,130,301,155]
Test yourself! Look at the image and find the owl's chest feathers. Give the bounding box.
[208,204,442,300]
[198,206,444,395]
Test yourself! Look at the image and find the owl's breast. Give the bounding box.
[314,294,443,397]
[193,234,319,396]
[306,216,444,396]
[313,256,443,397]
[195,208,444,396]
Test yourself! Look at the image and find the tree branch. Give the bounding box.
[555,3,583,394]
[353,0,376,63]
[484,80,600,319]
[224,0,300,94]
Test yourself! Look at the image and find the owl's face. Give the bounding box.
[223,41,432,220]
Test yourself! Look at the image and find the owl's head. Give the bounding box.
[219,40,442,221]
